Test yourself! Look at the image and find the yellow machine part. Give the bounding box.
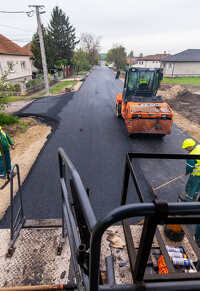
[167,224,183,233]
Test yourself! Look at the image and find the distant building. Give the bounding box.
[161,49,200,77]
[135,53,171,68]
[0,34,32,82]
[128,57,139,66]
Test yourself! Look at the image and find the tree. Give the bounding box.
[48,6,78,69]
[0,68,15,111]
[105,44,127,70]
[31,27,56,71]
[80,33,101,65]
[72,49,91,74]
[129,50,134,57]
[105,48,115,63]
[139,53,143,58]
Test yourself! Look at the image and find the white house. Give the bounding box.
[161,49,200,77]
[23,42,39,74]
[0,34,32,83]
[135,53,171,68]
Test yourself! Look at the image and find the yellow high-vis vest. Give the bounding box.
[190,145,200,176]
[0,130,9,156]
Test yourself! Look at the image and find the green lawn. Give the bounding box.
[50,80,77,94]
[7,96,26,102]
[7,79,78,102]
[163,77,200,86]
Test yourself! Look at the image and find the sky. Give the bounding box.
[1,0,200,56]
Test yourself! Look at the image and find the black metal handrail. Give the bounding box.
[58,149,200,291]
[9,164,25,245]
[58,148,93,290]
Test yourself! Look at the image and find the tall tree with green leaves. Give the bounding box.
[31,27,55,71]
[48,6,78,69]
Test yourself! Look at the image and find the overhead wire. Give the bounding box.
[0,24,33,32]
[0,10,34,17]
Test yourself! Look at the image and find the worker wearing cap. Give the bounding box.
[179,139,200,202]
[0,126,15,178]
[179,138,200,247]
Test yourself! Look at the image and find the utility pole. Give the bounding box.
[29,5,50,94]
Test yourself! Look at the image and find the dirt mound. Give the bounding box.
[2,118,38,139]
[158,84,184,100]
[159,83,174,91]
[159,83,200,125]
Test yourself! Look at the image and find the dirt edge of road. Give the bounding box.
[0,80,84,220]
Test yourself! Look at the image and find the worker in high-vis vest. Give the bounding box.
[179,139,200,247]
[0,126,15,178]
[179,139,200,202]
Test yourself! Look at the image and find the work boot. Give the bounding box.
[193,193,199,202]
[179,194,193,202]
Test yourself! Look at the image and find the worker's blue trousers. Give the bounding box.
[185,174,200,201]
[0,150,11,176]
[184,175,200,245]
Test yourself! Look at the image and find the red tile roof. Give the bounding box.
[23,42,32,55]
[0,34,31,56]
[139,54,171,61]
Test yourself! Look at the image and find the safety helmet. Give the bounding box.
[182,139,196,149]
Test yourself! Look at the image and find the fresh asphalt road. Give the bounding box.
[0,66,191,227]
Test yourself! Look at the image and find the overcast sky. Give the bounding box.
[1,0,200,56]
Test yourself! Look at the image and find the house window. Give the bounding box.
[163,63,166,68]
[21,61,26,70]
[168,63,172,69]
[7,61,14,72]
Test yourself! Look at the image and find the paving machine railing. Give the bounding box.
[8,164,25,253]
[58,149,200,291]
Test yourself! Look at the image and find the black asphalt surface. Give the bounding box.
[0,66,192,227]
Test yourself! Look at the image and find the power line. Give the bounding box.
[0,24,33,32]
[0,10,34,17]
[0,10,32,13]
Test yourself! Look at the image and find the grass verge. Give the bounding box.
[163,77,200,86]
[50,80,77,94]
[0,113,28,127]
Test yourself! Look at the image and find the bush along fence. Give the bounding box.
[1,71,65,96]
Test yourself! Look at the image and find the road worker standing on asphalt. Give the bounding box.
[179,139,200,202]
[0,126,15,178]
[179,138,200,246]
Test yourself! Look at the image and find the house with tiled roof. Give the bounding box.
[135,53,171,68]
[23,42,38,74]
[161,49,200,77]
[0,34,32,82]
